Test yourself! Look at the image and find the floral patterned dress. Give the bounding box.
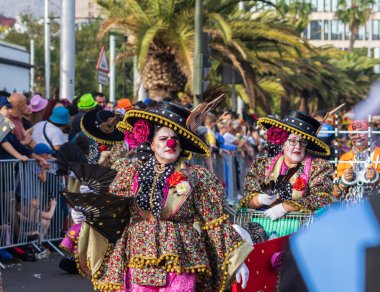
[76,159,253,291]
[240,154,334,211]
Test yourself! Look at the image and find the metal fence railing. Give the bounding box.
[0,159,66,264]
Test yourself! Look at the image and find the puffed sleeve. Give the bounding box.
[286,158,334,211]
[239,157,269,207]
[109,159,140,197]
[192,166,253,291]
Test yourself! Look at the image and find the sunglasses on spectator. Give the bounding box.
[287,138,308,147]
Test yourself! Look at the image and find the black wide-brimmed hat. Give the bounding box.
[81,110,124,144]
[117,101,211,157]
[258,111,330,156]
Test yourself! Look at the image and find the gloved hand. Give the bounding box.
[71,209,86,224]
[79,185,92,193]
[233,224,253,245]
[264,203,287,220]
[68,171,77,179]
[235,262,249,289]
[258,193,277,206]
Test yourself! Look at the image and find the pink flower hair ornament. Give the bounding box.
[124,119,152,148]
[266,126,289,145]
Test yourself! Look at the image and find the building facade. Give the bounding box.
[0,41,30,93]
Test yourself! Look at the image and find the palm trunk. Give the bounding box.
[349,23,359,51]
[299,89,309,113]
[280,95,291,117]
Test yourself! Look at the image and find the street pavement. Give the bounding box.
[2,253,93,292]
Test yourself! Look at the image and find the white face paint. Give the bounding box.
[283,133,306,164]
[349,133,369,150]
[151,127,181,164]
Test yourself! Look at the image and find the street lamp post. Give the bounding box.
[44,0,50,99]
[193,0,203,106]
[59,0,75,102]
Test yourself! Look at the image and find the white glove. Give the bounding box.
[71,209,86,224]
[233,224,253,245]
[258,193,277,206]
[264,203,287,220]
[79,185,92,193]
[235,262,249,289]
[68,171,77,179]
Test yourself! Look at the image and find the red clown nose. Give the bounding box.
[166,138,177,149]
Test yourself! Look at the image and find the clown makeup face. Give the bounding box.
[283,133,307,166]
[349,132,369,150]
[151,127,181,164]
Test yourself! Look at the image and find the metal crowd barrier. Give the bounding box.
[0,159,66,265]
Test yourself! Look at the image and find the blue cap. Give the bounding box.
[33,143,53,155]
[49,106,70,125]
[143,98,152,105]
[0,96,12,109]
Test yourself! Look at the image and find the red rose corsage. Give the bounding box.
[98,144,108,152]
[168,171,186,187]
[292,177,307,191]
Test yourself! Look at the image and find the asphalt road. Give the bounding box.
[2,253,93,292]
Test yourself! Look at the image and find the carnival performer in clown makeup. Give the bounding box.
[240,111,335,220]
[71,101,253,291]
[334,120,380,201]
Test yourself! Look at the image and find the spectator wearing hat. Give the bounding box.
[33,143,54,182]
[32,107,71,152]
[114,98,134,115]
[30,94,48,126]
[0,96,48,167]
[69,93,98,141]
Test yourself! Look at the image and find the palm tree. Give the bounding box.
[336,0,374,51]
[96,0,308,110]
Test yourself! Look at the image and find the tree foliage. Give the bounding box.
[1,16,134,100]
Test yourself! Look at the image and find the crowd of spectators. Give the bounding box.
[1,90,380,268]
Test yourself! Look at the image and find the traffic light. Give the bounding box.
[201,32,212,93]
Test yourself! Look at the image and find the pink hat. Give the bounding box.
[30,94,48,112]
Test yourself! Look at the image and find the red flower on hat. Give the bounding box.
[168,171,186,187]
[133,119,151,144]
[267,126,289,144]
[292,177,307,191]
[124,131,139,148]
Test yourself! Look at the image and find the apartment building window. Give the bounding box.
[375,0,380,12]
[311,0,324,11]
[331,0,338,11]
[355,25,365,40]
[310,20,322,39]
[373,19,380,40]
[331,20,343,40]
[344,24,351,40]
[324,20,330,40]
[324,0,331,12]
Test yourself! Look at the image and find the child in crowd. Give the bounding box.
[33,143,54,182]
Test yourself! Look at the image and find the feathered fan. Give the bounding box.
[56,142,87,176]
[61,191,135,243]
[67,162,117,193]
